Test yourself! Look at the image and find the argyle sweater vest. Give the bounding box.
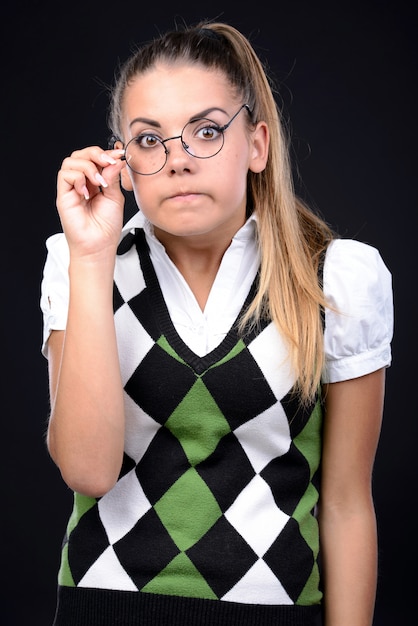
[53,228,324,626]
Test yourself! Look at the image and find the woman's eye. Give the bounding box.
[135,134,160,148]
[196,125,221,141]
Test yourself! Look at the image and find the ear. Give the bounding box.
[114,139,133,191]
[249,121,269,173]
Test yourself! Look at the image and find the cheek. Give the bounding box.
[213,148,249,188]
[130,166,157,188]
[223,138,253,171]
[131,177,154,211]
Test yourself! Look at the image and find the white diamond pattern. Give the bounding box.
[234,403,291,473]
[221,558,293,604]
[79,545,138,591]
[114,303,154,385]
[114,247,146,302]
[247,322,295,400]
[98,470,152,545]
[225,474,289,557]
[123,394,161,463]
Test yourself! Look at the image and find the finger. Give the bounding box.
[57,166,94,201]
[59,149,125,199]
[99,149,125,166]
[69,147,124,170]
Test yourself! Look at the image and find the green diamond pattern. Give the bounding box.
[154,467,222,551]
[58,542,75,587]
[58,492,97,587]
[157,335,188,365]
[141,552,217,599]
[166,378,231,466]
[67,492,97,536]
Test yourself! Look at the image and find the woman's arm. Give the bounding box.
[319,368,386,626]
[47,258,125,498]
[46,146,127,498]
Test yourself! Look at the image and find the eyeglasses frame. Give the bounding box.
[121,103,251,176]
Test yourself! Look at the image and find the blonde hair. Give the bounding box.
[108,20,335,404]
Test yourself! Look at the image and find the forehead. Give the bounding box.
[122,63,237,124]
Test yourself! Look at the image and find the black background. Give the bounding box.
[3,1,415,624]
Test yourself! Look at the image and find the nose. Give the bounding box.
[163,134,193,172]
[162,134,189,153]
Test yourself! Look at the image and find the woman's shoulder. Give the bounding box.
[322,238,393,382]
[325,237,389,269]
[323,237,392,300]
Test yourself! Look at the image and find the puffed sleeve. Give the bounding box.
[40,233,70,358]
[322,238,393,383]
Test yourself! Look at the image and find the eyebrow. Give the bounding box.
[128,107,230,129]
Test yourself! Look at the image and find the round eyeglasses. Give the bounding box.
[122,104,250,176]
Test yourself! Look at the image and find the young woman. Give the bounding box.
[40,20,393,626]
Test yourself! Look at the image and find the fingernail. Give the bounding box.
[82,185,89,200]
[94,172,108,187]
[101,154,117,165]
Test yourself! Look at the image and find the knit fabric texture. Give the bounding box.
[54,228,323,623]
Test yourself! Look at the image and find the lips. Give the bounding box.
[167,191,201,201]
[170,191,199,197]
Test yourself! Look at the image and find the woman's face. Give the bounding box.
[119,63,268,247]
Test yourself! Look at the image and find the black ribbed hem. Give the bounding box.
[53,587,323,626]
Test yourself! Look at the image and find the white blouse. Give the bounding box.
[40,211,393,383]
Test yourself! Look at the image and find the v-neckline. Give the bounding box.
[134,228,260,375]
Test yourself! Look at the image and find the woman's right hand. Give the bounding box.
[56,146,127,258]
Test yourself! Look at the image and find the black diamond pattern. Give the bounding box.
[202,350,277,430]
[68,504,109,585]
[118,452,137,480]
[125,343,197,422]
[261,443,310,515]
[135,427,190,505]
[113,507,180,590]
[282,391,320,438]
[196,432,256,512]
[112,282,125,313]
[263,517,314,602]
[186,516,258,598]
[128,288,162,342]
